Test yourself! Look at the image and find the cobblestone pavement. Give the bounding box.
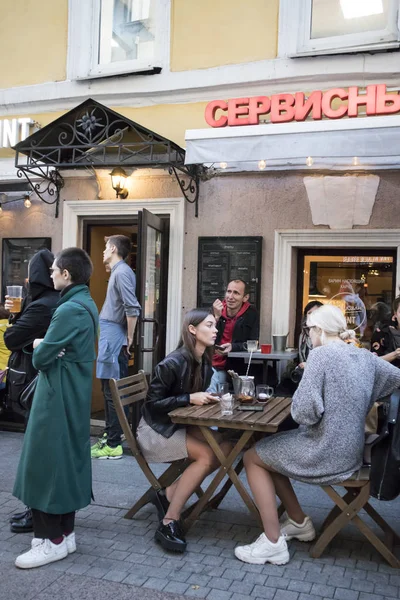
[1,431,400,600]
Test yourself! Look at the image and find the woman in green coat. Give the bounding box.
[13,247,98,570]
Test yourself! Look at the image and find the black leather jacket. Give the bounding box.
[142,346,213,438]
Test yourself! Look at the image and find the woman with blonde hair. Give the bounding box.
[234,304,400,566]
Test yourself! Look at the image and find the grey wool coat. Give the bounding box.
[255,342,400,484]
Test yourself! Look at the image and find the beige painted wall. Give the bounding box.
[182,171,400,344]
[170,0,279,71]
[0,0,68,88]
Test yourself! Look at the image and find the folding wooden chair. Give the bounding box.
[309,467,400,568]
[109,371,201,521]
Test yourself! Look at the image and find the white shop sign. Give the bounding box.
[0,118,36,148]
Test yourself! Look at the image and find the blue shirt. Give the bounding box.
[99,260,141,326]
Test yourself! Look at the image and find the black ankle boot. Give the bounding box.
[149,488,170,521]
[10,509,33,533]
[155,519,187,553]
[9,507,30,523]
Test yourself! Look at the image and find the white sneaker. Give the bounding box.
[234,533,289,565]
[65,532,76,554]
[280,515,316,541]
[15,538,68,569]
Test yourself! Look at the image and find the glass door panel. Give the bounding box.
[302,253,395,343]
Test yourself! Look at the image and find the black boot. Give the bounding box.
[9,507,30,523]
[10,509,33,533]
[149,488,170,521]
[155,519,187,553]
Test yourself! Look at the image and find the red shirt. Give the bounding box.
[213,301,250,369]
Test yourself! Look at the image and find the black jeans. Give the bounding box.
[31,509,75,540]
[102,348,129,447]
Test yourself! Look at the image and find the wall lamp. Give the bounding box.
[110,167,129,199]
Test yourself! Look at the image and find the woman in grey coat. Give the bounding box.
[234,305,400,567]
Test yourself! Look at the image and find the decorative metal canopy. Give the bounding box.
[14,98,204,217]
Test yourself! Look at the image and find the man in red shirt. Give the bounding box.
[209,279,259,392]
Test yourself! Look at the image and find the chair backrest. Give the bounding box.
[110,371,162,489]
[109,371,148,454]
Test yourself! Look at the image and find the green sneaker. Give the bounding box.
[91,443,123,460]
[90,433,108,456]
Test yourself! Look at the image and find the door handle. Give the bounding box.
[139,317,159,352]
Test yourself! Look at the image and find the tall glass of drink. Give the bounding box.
[6,286,23,313]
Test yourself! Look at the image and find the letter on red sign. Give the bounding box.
[204,100,228,127]
[347,85,376,117]
[321,88,348,119]
[375,84,400,115]
[270,94,295,123]
[227,98,250,126]
[294,91,323,122]
[248,96,271,125]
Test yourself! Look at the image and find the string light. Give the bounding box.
[352,156,360,166]
[24,195,32,208]
[219,162,228,169]
[258,159,267,170]
[306,156,314,167]
[0,204,3,215]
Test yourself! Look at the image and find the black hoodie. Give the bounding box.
[4,249,60,351]
[4,249,60,416]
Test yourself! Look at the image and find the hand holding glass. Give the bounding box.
[6,286,23,313]
[256,385,274,403]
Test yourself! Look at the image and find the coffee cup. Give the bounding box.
[261,344,272,354]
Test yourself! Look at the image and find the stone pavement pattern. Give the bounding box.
[1,431,400,600]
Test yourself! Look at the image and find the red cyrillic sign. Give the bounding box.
[204,85,400,127]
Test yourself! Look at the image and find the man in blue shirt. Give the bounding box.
[91,235,141,459]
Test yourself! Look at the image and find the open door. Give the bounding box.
[135,209,168,375]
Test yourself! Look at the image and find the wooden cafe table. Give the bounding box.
[169,396,292,530]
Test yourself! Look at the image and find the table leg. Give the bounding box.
[200,427,262,525]
[182,429,260,531]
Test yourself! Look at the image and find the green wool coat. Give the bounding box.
[13,284,99,515]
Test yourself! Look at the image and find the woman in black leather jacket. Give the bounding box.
[137,308,232,553]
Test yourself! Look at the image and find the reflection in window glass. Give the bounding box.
[99,0,155,65]
[311,0,389,39]
[302,254,395,344]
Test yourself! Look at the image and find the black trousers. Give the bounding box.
[31,509,75,540]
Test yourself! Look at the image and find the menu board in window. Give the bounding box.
[197,237,262,311]
[2,238,52,300]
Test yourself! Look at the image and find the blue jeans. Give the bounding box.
[102,348,129,447]
[208,368,229,393]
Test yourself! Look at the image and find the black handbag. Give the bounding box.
[370,390,400,501]
[19,374,39,411]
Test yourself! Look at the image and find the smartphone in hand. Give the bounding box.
[215,344,225,351]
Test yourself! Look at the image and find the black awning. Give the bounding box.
[14,98,186,170]
[14,99,202,217]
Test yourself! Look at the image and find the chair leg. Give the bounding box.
[124,488,154,520]
[310,484,370,559]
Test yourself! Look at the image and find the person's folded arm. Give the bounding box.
[32,306,82,371]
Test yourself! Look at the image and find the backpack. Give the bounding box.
[369,390,400,501]
[5,348,37,417]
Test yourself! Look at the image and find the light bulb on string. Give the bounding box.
[306,156,314,167]
[24,196,32,208]
[352,156,360,166]
[219,162,228,169]
[258,159,267,170]
[0,204,3,215]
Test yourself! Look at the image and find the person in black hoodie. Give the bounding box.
[4,248,59,534]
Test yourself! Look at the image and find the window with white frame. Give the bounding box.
[68,0,169,80]
[279,0,400,57]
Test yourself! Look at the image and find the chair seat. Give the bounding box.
[347,466,370,481]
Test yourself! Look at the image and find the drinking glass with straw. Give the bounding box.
[244,340,258,376]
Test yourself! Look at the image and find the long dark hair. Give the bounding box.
[177,308,214,393]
